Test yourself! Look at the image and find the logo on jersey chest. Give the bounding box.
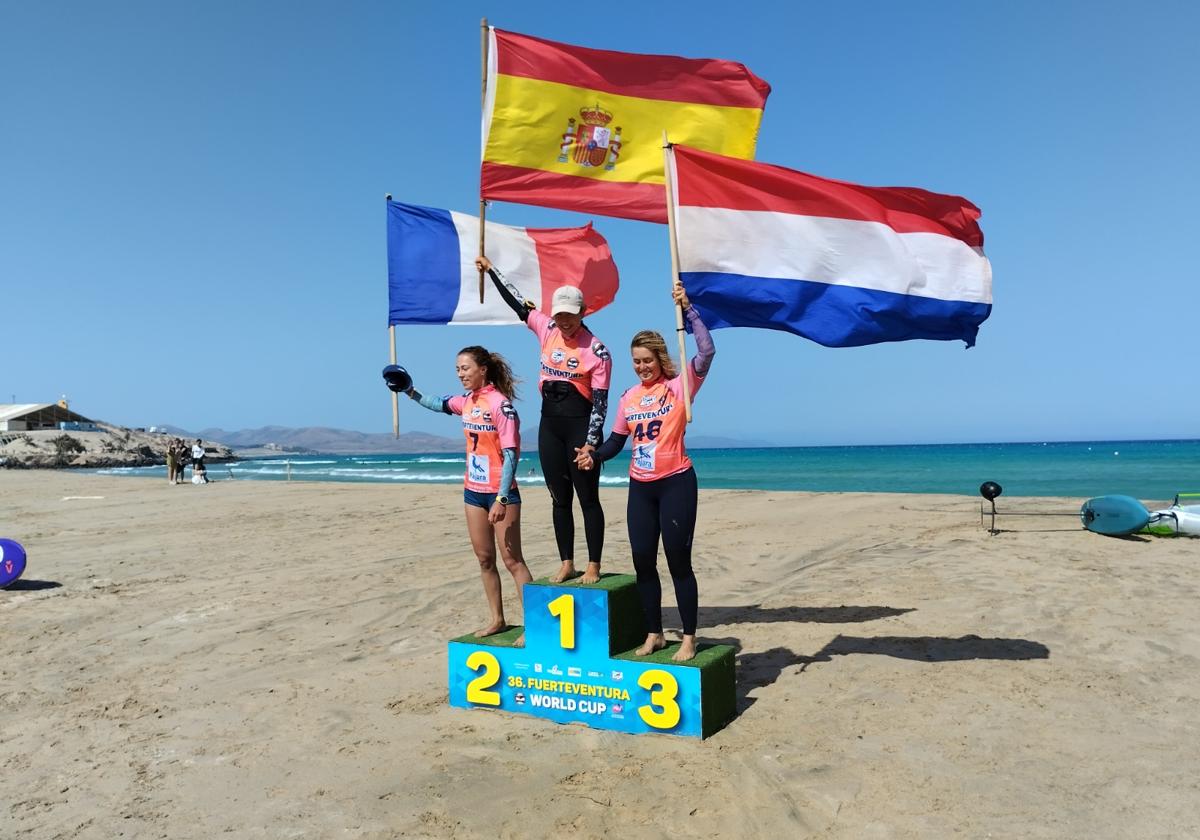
[624,401,674,422]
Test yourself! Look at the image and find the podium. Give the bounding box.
[448,574,736,738]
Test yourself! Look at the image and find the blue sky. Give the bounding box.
[3,2,1196,445]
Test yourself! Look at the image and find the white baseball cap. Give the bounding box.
[550,285,585,316]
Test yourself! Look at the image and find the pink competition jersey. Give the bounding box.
[613,363,705,482]
[446,385,520,493]
[526,309,611,401]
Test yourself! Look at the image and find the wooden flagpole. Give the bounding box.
[386,193,399,439]
[478,17,489,303]
[389,325,399,439]
[662,133,692,422]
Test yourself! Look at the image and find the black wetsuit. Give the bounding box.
[487,268,609,566]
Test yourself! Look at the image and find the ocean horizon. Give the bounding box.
[93,438,1200,500]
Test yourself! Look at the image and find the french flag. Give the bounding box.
[387,200,619,326]
[669,145,992,348]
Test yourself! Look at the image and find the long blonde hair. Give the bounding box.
[630,330,677,379]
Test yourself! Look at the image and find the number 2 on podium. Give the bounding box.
[465,651,501,706]
[547,593,575,649]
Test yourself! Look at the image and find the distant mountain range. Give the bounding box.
[162,424,774,454]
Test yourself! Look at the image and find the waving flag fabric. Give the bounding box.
[669,145,993,348]
[482,28,770,223]
[387,200,619,326]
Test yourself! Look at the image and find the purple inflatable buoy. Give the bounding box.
[0,539,27,588]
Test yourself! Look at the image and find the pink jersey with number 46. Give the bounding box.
[612,363,705,482]
[446,385,520,493]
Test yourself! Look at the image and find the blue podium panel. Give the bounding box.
[447,575,735,739]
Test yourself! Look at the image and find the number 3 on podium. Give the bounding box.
[637,669,681,729]
[547,593,575,649]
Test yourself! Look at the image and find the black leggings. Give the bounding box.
[627,467,698,635]
[539,414,604,565]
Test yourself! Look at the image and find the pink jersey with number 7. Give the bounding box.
[446,385,520,493]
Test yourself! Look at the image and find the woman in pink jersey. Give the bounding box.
[396,346,533,643]
[577,282,715,662]
[477,255,612,585]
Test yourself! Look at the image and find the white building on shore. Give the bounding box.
[0,403,98,432]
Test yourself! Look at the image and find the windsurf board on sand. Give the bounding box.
[1079,495,1151,536]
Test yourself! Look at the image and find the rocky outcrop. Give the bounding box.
[0,424,234,470]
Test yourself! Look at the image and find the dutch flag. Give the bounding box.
[669,145,992,348]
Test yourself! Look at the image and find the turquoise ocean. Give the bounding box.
[95,439,1200,500]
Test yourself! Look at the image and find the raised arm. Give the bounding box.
[476,256,534,322]
[685,306,715,378]
[676,281,715,381]
[406,387,452,415]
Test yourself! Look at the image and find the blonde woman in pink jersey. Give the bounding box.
[576,281,715,662]
[392,346,533,645]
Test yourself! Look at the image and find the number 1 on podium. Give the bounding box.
[547,593,575,649]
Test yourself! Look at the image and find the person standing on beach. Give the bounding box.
[476,255,611,585]
[191,439,206,480]
[173,438,189,484]
[392,346,533,644]
[576,281,714,662]
[166,440,177,484]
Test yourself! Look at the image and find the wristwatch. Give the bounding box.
[498,495,510,506]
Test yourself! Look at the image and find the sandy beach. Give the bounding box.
[2,471,1197,838]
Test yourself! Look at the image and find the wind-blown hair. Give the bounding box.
[458,346,519,400]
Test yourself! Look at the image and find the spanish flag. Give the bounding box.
[482,28,770,224]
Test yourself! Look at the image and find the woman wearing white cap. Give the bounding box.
[477,255,611,584]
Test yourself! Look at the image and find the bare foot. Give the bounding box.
[513,632,525,648]
[578,562,601,584]
[635,633,667,656]
[475,619,506,638]
[549,560,576,583]
[672,635,698,662]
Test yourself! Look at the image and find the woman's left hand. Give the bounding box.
[488,500,507,524]
[574,445,595,471]
[672,279,690,310]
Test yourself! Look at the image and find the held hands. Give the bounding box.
[474,255,493,274]
[672,279,690,310]
[488,500,507,524]
[574,444,596,471]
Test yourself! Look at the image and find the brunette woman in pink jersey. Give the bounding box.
[576,281,715,662]
[394,346,533,644]
[477,255,612,586]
